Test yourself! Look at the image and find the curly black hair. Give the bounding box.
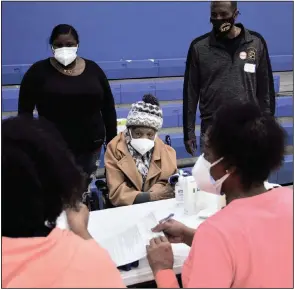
[207,101,285,190]
[142,94,160,107]
[2,116,86,238]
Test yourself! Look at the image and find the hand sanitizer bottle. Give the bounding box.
[175,182,184,206]
[180,175,198,215]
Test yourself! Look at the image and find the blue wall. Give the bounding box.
[2,1,293,82]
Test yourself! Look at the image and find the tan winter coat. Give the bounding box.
[105,132,177,206]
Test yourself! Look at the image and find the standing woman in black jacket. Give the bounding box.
[18,24,117,176]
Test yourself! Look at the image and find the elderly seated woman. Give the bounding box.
[105,94,177,206]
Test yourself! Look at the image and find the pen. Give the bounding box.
[160,213,174,224]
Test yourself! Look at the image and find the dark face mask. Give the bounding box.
[210,16,235,38]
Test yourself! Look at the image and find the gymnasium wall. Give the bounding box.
[2,1,293,82]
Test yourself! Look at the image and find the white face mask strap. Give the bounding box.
[211,156,230,185]
[215,171,230,186]
[211,156,224,167]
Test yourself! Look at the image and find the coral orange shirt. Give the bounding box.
[2,228,126,288]
[156,187,293,288]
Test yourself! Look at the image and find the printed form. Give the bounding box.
[98,212,164,267]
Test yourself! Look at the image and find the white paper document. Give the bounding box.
[98,212,164,267]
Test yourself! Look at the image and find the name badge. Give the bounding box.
[244,63,256,73]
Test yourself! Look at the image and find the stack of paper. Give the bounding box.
[98,212,164,267]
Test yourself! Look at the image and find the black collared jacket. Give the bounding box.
[183,24,275,142]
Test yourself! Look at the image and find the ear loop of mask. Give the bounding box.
[213,170,230,187]
[211,157,224,167]
[210,157,231,186]
[229,9,239,20]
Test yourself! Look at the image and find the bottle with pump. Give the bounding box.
[174,170,185,206]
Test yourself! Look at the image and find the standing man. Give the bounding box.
[183,1,275,155]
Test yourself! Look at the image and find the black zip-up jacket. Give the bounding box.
[183,24,275,142]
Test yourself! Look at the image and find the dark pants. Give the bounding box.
[76,148,102,177]
[200,119,213,152]
[75,149,102,206]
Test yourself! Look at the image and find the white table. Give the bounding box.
[89,199,205,285]
[57,194,225,286]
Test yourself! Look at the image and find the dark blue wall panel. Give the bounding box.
[1,1,293,84]
[276,96,293,117]
[277,155,293,185]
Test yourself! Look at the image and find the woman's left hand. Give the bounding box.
[146,236,174,276]
[150,184,175,201]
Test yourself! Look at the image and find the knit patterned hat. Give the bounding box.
[126,94,163,131]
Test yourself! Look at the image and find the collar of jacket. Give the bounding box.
[115,132,162,191]
[209,23,254,48]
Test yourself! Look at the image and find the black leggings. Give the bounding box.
[75,149,102,177]
[200,120,213,151]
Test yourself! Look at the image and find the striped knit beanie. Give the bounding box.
[126,94,163,131]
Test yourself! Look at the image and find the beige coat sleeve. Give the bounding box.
[104,146,141,206]
[149,145,178,194]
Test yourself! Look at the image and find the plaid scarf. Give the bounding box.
[125,130,153,183]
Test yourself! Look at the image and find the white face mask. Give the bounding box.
[192,154,230,195]
[129,130,155,156]
[53,46,78,67]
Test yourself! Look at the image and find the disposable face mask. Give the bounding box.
[129,130,155,156]
[192,154,230,195]
[53,46,78,67]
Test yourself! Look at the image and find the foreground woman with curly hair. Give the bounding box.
[2,116,125,288]
[146,101,293,288]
